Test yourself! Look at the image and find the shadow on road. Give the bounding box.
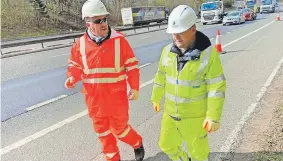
[123,151,283,161]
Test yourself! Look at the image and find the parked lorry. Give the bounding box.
[120,6,168,26]
[245,0,261,12]
[200,0,225,25]
[260,0,276,13]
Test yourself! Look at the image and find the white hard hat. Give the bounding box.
[82,0,109,20]
[166,5,197,34]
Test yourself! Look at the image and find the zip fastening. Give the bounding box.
[174,56,179,115]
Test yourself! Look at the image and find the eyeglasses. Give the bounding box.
[90,17,107,24]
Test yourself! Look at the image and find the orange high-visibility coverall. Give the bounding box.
[67,29,142,161]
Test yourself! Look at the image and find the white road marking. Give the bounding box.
[50,53,69,58]
[223,20,275,48]
[139,63,151,68]
[140,36,152,39]
[0,62,153,156]
[26,95,68,111]
[140,79,154,88]
[220,52,283,152]
[0,110,88,156]
[0,78,155,156]
[1,19,278,156]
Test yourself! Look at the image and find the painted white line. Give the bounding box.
[140,36,152,39]
[26,95,68,111]
[220,53,283,152]
[28,63,150,112]
[140,79,154,89]
[50,53,69,58]
[223,20,275,48]
[0,110,88,156]
[139,63,151,68]
[0,78,155,156]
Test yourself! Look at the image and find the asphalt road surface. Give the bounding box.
[1,10,283,161]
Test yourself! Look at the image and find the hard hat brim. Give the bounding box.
[166,21,196,34]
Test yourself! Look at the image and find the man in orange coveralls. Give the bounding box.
[64,0,144,161]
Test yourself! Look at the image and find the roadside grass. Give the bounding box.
[251,151,283,161]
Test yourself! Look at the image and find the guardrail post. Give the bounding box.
[41,42,44,48]
[148,25,149,31]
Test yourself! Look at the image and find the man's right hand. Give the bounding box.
[64,77,76,89]
[152,102,160,112]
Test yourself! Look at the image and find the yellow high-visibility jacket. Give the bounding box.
[151,31,226,121]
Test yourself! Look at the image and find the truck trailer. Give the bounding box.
[200,0,225,25]
[121,6,168,26]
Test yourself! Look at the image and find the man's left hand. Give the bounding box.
[202,118,220,133]
[128,89,139,100]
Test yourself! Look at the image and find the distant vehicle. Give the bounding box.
[200,0,226,25]
[275,3,280,12]
[120,6,168,26]
[260,0,276,13]
[245,0,261,13]
[223,10,246,25]
[234,0,246,9]
[241,8,257,20]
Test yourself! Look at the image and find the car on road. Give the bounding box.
[241,8,257,20]
[223,11,246,25]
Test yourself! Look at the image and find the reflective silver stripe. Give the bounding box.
[162,43,173,66]
[206,74,226,85]
[69,59,82,68]
[97,130,111,137]
[80,37,89,70]
[165,92,207,103]
[196,46,212,79]
[133,140,140,147]
[125,57,138,64]
[79,37,122,74]
[115,38,121,72]
[105,152,117,158]
[126,64,138,72]
[153,82,164,88]
[84,67,125,74]
[208,91,225,98]
[83,74,126,83]
[166,76,205,87]
[117,126,131,138]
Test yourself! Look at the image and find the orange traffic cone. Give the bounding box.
[215,29,223,53]
[277,12,281,21]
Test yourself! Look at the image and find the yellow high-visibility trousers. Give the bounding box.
[158,112,209,161]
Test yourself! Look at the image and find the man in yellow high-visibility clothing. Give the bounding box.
[151,5,226,161]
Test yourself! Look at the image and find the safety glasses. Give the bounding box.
[90,17,107,24]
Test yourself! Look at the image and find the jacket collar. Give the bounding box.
[86,25,112,45]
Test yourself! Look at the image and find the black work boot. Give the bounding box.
[134,143,145,161]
